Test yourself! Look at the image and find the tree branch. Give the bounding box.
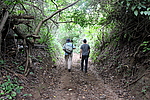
[12,27,34,46]
[12,15,34,19]
[34,0,80,35]
[56,21,74,23]
[51,0,59,10]
[24,2,47,17]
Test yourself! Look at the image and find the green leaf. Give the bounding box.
[141,5,146,9]
[17,10,24,14]
[144,11,150,15]
[4,1,12,5]
[143,41,149,43]
[140,11,144,15]
[28,94,32,96]
[127,3,130,7]
[143,50,146,52]
[120,1,124,4]
[141,89,146,93]
[0,60,5,64]
[6,95,12,99]
[137,6,141,10]
[11,91,17,97]
[29,72,34,75]
[23,94,28,96]
[0,91,4,95]
[131,6,136,11]
[16,88,21,93]
[19,86,24,89]
[28,55,32,57]
[134,10,138,16]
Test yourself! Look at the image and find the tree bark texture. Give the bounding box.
[0,11,9,58]
[12,27,34,46]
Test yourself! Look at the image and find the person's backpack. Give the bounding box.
[64,43,73,54]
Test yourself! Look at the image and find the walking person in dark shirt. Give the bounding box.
[80,39,90,73]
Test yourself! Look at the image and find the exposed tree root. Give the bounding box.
[124,71,150,88]
[2,66,29,83]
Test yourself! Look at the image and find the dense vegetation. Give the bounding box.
[0,0,150,99]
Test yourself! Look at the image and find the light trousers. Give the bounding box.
[65,54,72,70]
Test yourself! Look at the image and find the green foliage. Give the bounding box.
[114,0,150,18]
[15,10,25,15]
[98,17,107,25]
[23,93,32,97]
[140,41,150,52]
[0,76,23,99]
[141,86,149,94]
[29,72,34,75]
[121,0,150,16]
[71,10,90,27]
[12,61,18,65]
[18,66,24,71]
[104,0,150,45]
[3,0,23,5]
[141,89,146,94]
[91,51,99,62]
[37,26,58,62]
[0,60,5,65]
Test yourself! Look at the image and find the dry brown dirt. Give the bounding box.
[20,53,127,100]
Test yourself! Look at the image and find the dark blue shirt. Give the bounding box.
[80,44,90,55]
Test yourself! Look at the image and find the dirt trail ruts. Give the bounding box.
[23,53,124,100]
[52,53,123,100]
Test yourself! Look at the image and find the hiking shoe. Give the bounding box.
[68,69,71,72]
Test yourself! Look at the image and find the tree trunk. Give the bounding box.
[0,11,9,58]
[12,27,34,46]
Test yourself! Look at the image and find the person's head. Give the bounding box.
[66,39,70,43]
[83,39,87,43]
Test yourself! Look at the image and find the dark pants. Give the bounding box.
[81,55,89,73]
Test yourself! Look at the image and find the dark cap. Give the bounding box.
[66,39,70,42]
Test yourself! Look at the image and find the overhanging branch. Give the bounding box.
[34,0,80,35]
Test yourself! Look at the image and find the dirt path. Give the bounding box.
[22,53,124,100]
[52,53,123,100]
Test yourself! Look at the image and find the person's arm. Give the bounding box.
[88,45,90,57]
[88,49,90,54]
[63,49,65,52]
[80,49,82,58]
[62,44,66,51]
[73,44,76,49]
